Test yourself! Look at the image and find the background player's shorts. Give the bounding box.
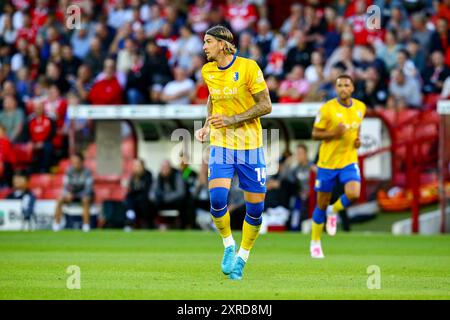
[208,146,266,193]
[314,163,361,193]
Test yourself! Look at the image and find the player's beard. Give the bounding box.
[339,92,350,100]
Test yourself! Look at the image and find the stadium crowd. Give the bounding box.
[0,0,450,229]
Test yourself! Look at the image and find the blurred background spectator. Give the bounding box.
[150,159,186,229]
[0,123,15,187]
[124,158,154,230]
[53,152,94,232]
[6,171,36,231]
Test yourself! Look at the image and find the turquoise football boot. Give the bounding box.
[221,245,235,275]
[229,256,246,280]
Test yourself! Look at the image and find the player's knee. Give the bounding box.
[210,187,229,217]
[346,190,360,201]
[244,201,264,226]
[312,207,326,224]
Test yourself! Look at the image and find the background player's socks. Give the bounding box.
[332,194,351,213]
[327,194,351,236]
[310,240,325,258]
[311,221,324,241]
[326,206,338,236]
[311,206,326,241]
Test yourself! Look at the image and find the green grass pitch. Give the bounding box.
[0,230,449,300]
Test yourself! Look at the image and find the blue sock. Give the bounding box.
[341,194,351,208]
[312,207,326,224]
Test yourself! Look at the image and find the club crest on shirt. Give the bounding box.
[233,72,239,81]
[357,111,363,119]
[314,112,321,123]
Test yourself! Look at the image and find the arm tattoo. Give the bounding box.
[203,95,212,127]
[206,95,212,118]
[229,89,272,125]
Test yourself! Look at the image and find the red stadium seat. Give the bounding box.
[123,160,134,176]
[121,138,136,160]
[84,159,97,173]
[29,174,53,189]
[12,143,33,168]
[94,174,121,184]
[94,187,111,204]
[51,174,65,188]
[57,159,71,174]
[110,187,127,201]
[0,188,11,199]
[31,187,43,199]
[86,144,97,159]
[42,188,62,200]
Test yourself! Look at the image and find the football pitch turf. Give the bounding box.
[0,231,449,300]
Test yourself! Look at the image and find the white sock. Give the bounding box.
[311,240,321,247]
[237,247,250,262]
[327,205,337,215]
[126,210,136,220]
[223,235,235,248]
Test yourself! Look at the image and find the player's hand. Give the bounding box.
[354,138,361,148]
[334,123,346,138]
[195,126,210,142]
[207,114,235,129]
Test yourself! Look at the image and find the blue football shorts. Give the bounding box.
[208,146,267,193]
[314,163,361,193]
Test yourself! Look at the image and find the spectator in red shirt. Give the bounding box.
[190,77,209,105]
[28,100,55,173]
[88,58,124,105]
[278,65,310,103]
[0,123,15,187]
[44,84,68,150]
[188,0,212,34]
[225,0,258,34]
[32,0,49,29]
[16,11,38,46]
[347,0,370,46]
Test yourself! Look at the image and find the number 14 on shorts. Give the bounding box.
[255,167,266,186]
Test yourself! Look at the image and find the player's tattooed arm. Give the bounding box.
[204,95,212,126]
[233,88,272,124]
[208,89,272,128]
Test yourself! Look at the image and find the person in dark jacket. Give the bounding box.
[53,153,94,232]
[124,159,153,230]
[150,159,186,229]
[7,171,36,231]
[179,153,198,229]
